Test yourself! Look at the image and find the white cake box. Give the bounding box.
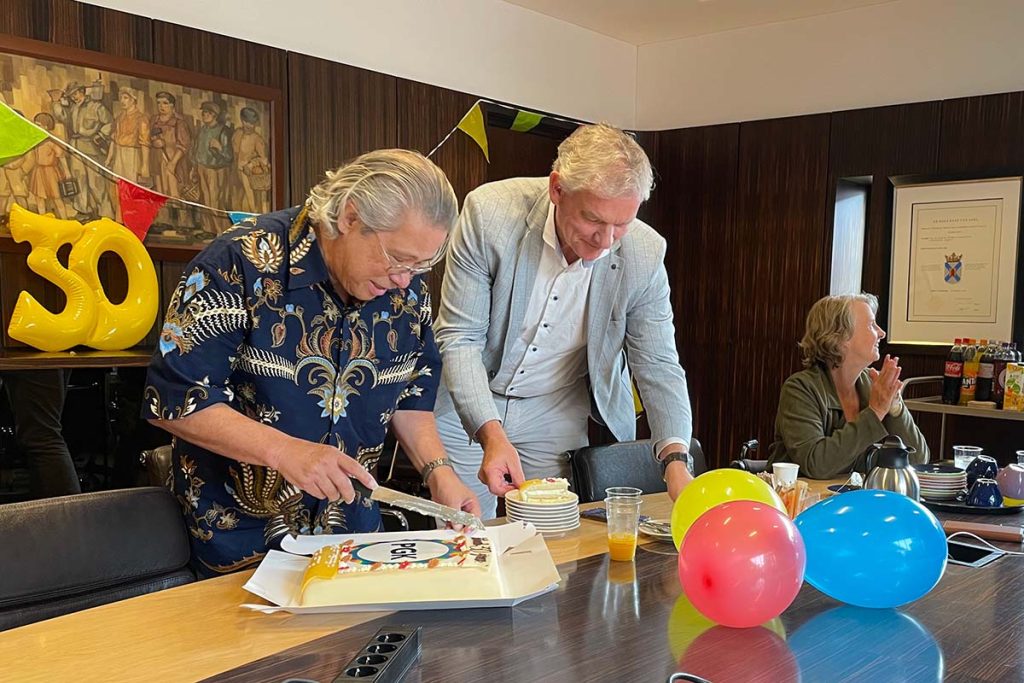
[241,522,560,614]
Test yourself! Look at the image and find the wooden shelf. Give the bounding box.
[0,348,154,370]
[905,396,1024,422]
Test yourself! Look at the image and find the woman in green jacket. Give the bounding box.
[768,293,929,479]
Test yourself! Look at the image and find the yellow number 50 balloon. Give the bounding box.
[7,204,159,352]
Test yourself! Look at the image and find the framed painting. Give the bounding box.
[889,174,1022,345]
[0,34,285,252]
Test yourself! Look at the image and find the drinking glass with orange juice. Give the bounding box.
[606,497,642,561]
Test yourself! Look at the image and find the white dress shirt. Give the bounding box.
[492,202,686,459]
[501,202,601,397]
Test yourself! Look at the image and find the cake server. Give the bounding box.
[353,480,484,530]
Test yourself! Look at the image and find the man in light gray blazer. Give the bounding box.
[434,123,693,518]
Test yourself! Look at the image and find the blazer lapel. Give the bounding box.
[586,248,624,372]
[505,191,549,342]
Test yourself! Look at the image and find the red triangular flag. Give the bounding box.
[116,179,167,241]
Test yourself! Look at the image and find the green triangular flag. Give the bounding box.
[510,110,544,133]
[0,104,47,166]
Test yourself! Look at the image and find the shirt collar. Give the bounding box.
[284,204,331,292]
[544,202,610,268]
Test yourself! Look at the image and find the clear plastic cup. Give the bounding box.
[953,445,983,471]
[604,487,642,500]
[606,497,642,561]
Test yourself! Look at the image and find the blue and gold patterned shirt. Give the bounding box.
[144,205,440,577]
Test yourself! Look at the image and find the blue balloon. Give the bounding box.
[795,489,946,608]
[790,606,943,681]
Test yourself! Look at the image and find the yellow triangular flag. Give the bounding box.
[456,102,489,163]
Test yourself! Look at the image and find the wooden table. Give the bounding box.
[0,495,671,682]
[2,491,1022,682]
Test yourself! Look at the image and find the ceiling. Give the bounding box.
[501,0,899,45]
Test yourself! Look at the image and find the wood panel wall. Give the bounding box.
[651,96,1024,467]
[395,79,488,310]
[649,116,831,466]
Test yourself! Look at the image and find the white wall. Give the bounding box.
[82,0,638,128]
[637,0,1024,130]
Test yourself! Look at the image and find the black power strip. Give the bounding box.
[331,626,421,682]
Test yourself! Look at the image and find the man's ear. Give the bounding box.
[548,172,562,205]
[338,201,359,236]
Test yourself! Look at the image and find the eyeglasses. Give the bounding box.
[372,229,447,276]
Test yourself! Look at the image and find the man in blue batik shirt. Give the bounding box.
[145,150,480,577]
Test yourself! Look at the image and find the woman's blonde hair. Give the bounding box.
[800,293,879,368]
[307,149,457,239]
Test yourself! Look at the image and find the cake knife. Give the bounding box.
[352,480,484,530]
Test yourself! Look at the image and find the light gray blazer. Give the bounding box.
[434,177,692,449]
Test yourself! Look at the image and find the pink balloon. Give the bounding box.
[678,500,806,628]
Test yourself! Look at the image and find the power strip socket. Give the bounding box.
[331,626,421,682]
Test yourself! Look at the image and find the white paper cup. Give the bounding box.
[772,462,800,487]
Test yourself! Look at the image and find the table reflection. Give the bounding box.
[789,606,943,682]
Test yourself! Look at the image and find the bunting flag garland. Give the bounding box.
[455,102,490,163]
[428,98,586,162]
[116,179,167,241]
[0,96,589,238]
[228,211,258,225]
[0,100,250,241]
[510,109,544,133]
[0,104,47,165]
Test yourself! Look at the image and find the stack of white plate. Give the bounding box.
[504,489,580,534]
[914,464,967,500]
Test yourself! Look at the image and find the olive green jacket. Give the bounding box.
[768,363,930,479]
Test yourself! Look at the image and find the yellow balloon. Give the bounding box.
[74,216,159,350]
[6,204,158,352]
[670,468,785,549]
[1005,496,1024,506]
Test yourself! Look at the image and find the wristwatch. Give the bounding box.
[420,456,453,485]
[661,451,693,476]
[889,395,906,418]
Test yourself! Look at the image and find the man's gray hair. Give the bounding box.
[552,123,654,201]
[800,293,880,369]
[308,149,458,238]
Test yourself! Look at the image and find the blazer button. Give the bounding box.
[611,264,617,270]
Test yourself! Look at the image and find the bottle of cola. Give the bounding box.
[976,340,996,402]
[942,338,964,405]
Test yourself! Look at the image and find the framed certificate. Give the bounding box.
[889,175,1022,345]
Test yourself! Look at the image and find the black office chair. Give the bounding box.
[729,439,769,474]
[0,487,195,631]
[569,438,707,504]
